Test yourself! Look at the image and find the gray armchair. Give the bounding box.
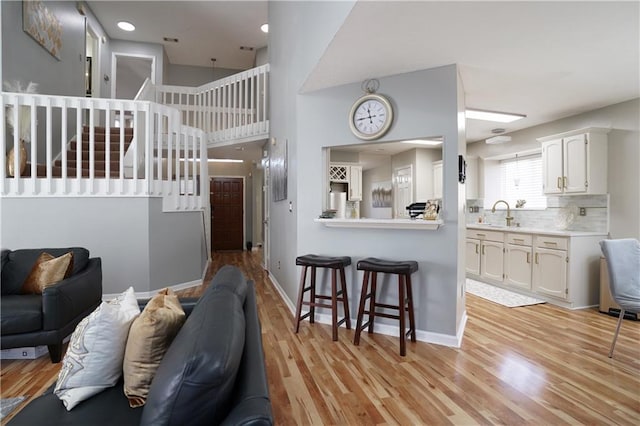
[599,239,640,358]
[1,247,103,362]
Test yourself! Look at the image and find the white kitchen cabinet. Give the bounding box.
[467,226,604,309]
[533,246,568,300]
[505,232,533,290]
[466,238,480,275]
[481,240,504,281]
[329,163,362,201]
[432,161,443,199]
[348,165,362,201]
[466,230,503,282]
[539,127,609,195]
[532,235,568,300]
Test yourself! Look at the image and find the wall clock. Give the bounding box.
[349,80,393,140]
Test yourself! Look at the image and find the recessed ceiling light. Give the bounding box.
[117,21,135,32]
[401,139,443,146]
[466,109,525,123]
[260,23,269,33]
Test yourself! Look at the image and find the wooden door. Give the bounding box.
[211,177,243,251]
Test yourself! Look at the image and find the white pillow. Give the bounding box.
[54,287,140,410]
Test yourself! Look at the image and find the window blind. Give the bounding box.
[494,154,547,209]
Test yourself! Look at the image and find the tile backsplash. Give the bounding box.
[466,195,608,233]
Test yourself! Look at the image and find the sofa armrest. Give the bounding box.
[42,258,103,331]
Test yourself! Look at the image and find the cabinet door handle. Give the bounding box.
[526,252,530,263]
[557,177,562,189]
[482,245,485,255]
[514,238,524,242]
[475,244,479,254]
[535,253,539,264]
[476,233,486,237]
[563,176,567,189]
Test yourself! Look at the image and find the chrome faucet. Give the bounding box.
[491,200,514,227]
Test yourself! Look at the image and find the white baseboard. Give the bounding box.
[265,272,464,348]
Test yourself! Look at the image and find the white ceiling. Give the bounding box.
[87,0,639,157]
[87,0,268,70]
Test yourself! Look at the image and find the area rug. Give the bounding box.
[466,279,545,307]
[1,396,27,420]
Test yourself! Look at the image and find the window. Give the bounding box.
[486,154,547,209]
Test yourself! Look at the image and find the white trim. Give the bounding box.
[111,52,156,100]
[266,271,465,348]
[268,271,296,315]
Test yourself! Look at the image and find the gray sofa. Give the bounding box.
[1,247,103,362]
[8,265,274,426]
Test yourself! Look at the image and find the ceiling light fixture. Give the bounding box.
[401,139,443,146]
[466,109,526,123]
[260,23,269,33]
[117,21,135,32]
[485,135,512,145]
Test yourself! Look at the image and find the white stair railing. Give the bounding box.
[0,92,207,211]
[156,64,269,144]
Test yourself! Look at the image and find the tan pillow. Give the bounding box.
[123,288,186,408]
[22,252,74,294]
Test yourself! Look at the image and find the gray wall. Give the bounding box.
[467,98,640,239]
[0,197,206,294]
[270,1,466,340]
[166,64,240,87]
[109,39,165,97]
[2,0,110,156]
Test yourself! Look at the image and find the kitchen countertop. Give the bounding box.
[467,223,608,237]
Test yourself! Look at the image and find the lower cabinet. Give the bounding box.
[467,227,603,309]
[466,230,503,282]
[533,246,568,300]
[481,240,504,281]
[505,243,533,290]
[466,238,480,275]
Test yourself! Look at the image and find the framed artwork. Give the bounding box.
[371,181,392,208]
[271,138,288,201]
[23,0,63,60]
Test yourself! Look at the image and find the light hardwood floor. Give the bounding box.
[2,250,639,425]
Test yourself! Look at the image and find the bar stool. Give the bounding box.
[294,254,352,341]
[354,257,418,356]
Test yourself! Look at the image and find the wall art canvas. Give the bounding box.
[23,0,63,60]
[371,181,392,208]
[271,138,288,201]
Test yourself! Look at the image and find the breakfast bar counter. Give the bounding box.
[314,218,442,230]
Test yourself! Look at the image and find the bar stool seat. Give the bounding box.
[294,254,352,341]
[354,257,418,356]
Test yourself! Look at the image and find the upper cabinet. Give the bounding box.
[538,127,609,195]
[329,163,362,201]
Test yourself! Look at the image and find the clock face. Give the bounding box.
[349,94,393,140]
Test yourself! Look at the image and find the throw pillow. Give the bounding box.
[21,251,74,295]
[123,288,186,408]
[54,287,140,411]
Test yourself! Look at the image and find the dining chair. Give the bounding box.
[599,238,640,358]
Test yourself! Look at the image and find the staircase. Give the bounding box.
[24,127,134,178]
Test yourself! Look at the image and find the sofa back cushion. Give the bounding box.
[140,265,248,426]
[1,248,90,295]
